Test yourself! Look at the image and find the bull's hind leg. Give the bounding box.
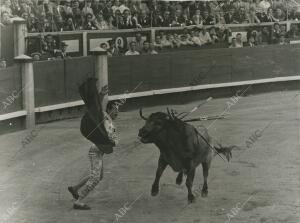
[151,155,167,196]
[201,162,210,197]
[176,172,183,185]
[186,169,196,203]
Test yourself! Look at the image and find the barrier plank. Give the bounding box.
[65,56,95,101]
[146,54,172,90]
[0,25,14,66]
[108,56,132,95]
[33,60,65,107]
[0,65,22,114]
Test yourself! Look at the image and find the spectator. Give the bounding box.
[112,0,121,14]
[54,41,69,59]
[83,13,97,30]
[215,11,226,24]
[91,0,103,16]
[179,34,193,46]
[0,58,7,68]
[72,0,83,29]
[248,7,261,23]
[278,33,287,44]
[63,17,75,31]
[232,7,249,23]
[118,0,130,14]
[1,11,13,25]
[199,27,212,45]
[245,35,257,47]
[181,12,193,26]
[121,9,138,29]
[260,26,271,44]
[100,42,112,56]
[141,41,151,54]
[202,10,215,25]
[160,10,172,27]
[125,41,139,56]
[190,27,202,46]
[138,9,150,28]
[209,27,219,43]
[1,0,13,16]
[224,7,235,24]
[100,42,108,50]
[154,35,163,50]
[161,33,173,48]
[102,0,113,20]
[42,34,57,55]
[173,33,182,46]
[81,0,94,17]
[31,52,42,61]
[286,23,300,39]
[250,0,262,13]
[280,24,287,36]
[271,22,282,43]
[107,15,116,29]
[236,33,244,47]
[171,9,182,27]
[108,40,121,56]
[274,8,286,21]
[169,34,180,48]
[258,0,271,13]
[95,12,108,30]
[272,0,285,10]
[229,37,239,48]
[149,43,158,55]
[135,32,144,53]
[260,7,277,22]
[191,9,203,25]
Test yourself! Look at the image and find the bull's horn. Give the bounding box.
[139,108,148,120]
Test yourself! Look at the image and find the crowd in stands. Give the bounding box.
[24,21,299,61]
[1,0,300,62]
[1,0,300,32]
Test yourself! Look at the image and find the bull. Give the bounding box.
[138,108,235,203]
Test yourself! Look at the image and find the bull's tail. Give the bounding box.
[214,143,238,162]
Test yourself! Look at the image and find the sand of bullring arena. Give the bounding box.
[0,90,299,223]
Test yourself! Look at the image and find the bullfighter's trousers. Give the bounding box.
[78,145,104,200]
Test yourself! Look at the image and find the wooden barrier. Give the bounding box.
[0,65,23,115]
[0,43,299,130]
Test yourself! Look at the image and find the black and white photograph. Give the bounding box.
[0,0,299,222]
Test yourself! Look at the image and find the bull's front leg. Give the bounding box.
[151,155,167,196]
[186,169,196,203]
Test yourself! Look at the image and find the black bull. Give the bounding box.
[138,108,236,203]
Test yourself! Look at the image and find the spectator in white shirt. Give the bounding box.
[191,28,202,46]
[236,33,244,47]
[125,41,140,56]
[199,27,212,45]
[229,37,241,48]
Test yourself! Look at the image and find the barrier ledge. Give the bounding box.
[0,110,27,121]
[34,100,84,112]
[26,27,152,37]
[26,21,300,37]
[2,74,297,118]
